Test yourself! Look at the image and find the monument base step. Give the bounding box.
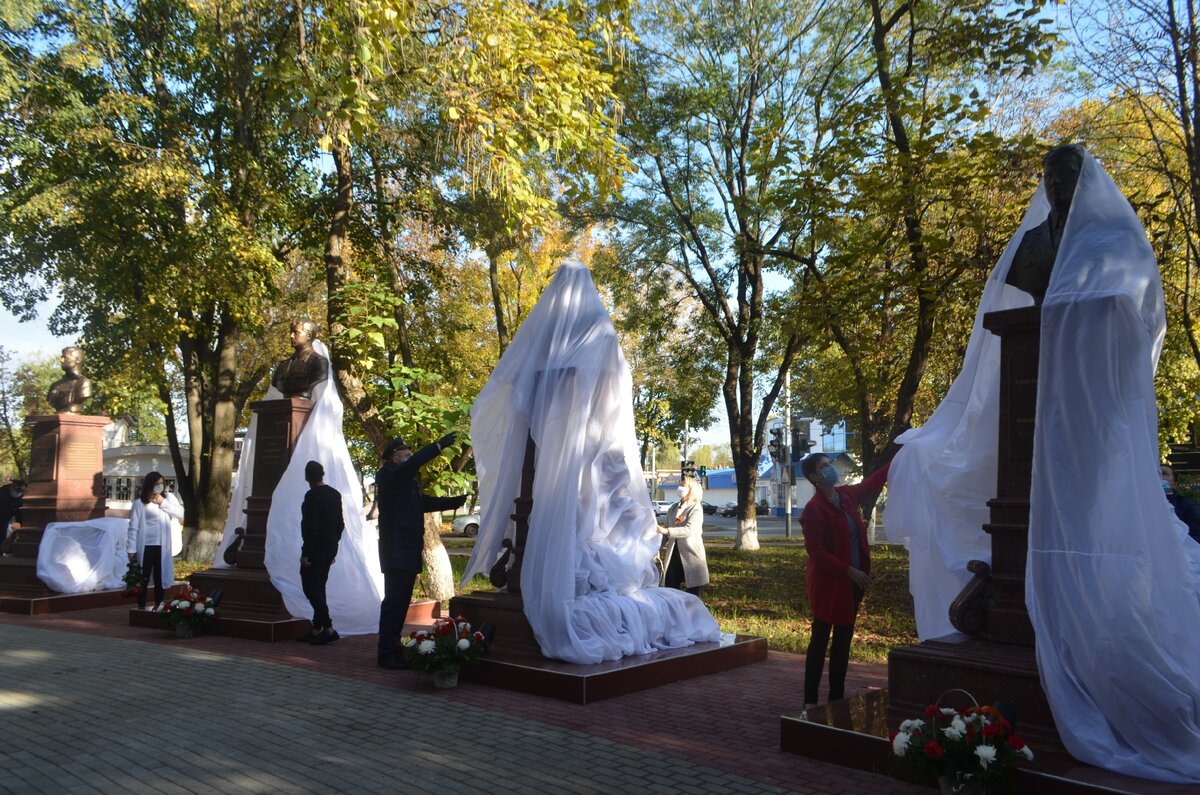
[780,689,1192,795]
[462,633,768,705]
[0,587,134,615]
[127,597,441,643]
[888,635,1064,756]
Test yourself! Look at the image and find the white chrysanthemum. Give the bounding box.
[417,639,436,655]
[942,725,964,741]
[457,638,470,651]
[899,719,923,733]
[205,607,214,616]
[892,731,911,757]
[975,745,997,768]
[939,707,958,717]
[177,601,191,610]
[1019,746,1034,761]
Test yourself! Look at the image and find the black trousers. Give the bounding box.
[378,569,418,655]
[664,545,704,598]
[300,557,334,631]
[803,586,863,705]
[139,545,164,609]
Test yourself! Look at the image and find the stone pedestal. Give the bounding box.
[19,413,109,534]
[0,414,109,599]
[181,398,314,641]
[888,305,1065,754]
[236,397,315,570]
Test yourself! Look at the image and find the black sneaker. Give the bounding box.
[377,652,407,670]
[294,633,317,643]
[312,630,340,646]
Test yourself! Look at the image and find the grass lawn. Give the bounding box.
[178,538,918,664]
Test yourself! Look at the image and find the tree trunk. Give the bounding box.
[324,130,390,454]
[486,243,512,356]
[421,513,455,602]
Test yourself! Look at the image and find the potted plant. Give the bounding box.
[891,698,1033,794]
[155,586,218,638]
[402,616,489,688]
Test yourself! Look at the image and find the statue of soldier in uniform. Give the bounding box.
[1004,143,1087,304]
[271,319,329,399]
[46,346,93,414]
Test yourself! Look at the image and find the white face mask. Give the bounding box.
[153,484,165,495]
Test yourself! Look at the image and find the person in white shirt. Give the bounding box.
[126,471,184,609]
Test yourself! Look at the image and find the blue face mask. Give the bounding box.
[1162,480,1172,492]
[820,465,839,486]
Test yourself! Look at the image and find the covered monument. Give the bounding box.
[460,261,720,665]
[887,148,1200,782]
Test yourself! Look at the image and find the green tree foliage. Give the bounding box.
[783,0,1055,474]
[0,0,317,555]
[0,349,58,481]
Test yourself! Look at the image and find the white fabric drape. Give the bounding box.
[216,341,384,635]
[461,262,720,664]
[37,518,129,593]
[1026,153,1200,782]
[127,492,183,591]
[886,151,1200,781]
[885,189,1042,640]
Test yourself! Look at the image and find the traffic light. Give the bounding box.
[768,427,784,461]
[698,465,707,477]
[791,420,815,463]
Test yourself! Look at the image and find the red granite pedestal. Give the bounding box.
[170,398,313,641]
[0,414,130,613]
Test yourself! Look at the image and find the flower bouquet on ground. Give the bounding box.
[402,616,489,687]
[155,586,218,638]
[121,557,145,599]
[891,694,1033,794]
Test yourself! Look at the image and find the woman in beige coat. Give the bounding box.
[657,475,710,597]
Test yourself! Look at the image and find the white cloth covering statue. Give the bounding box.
[215,340,384,635]
[887,150,1200,782]
[461,261,721,665]
[36,518,129,593]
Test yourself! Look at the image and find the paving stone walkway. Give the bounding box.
[0,608,925,794]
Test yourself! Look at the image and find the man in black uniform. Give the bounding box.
[298,460,345,645]
[375,433,466,669]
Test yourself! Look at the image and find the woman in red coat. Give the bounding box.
[799,453,890,713]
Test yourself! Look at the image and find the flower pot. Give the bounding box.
[174,623,196,639]
[432,669,459,689]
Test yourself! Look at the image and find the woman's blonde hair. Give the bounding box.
[679,475,703,506]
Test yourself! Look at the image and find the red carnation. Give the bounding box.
[438,622,454,636]
[473,631,484,641]
[924,704,938,719]
[1007,735,1026,751]
[983,724,1000,738]
[923,741,944,760]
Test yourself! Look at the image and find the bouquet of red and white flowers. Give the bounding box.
[891,697,1033,794]
[121,557,145,598]
[402,616,488,676]
[155,586,218,637]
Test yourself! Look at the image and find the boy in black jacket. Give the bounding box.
[298,460,345,644]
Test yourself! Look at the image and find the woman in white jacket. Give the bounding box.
[126,471,184,609]
[657,475,710,597]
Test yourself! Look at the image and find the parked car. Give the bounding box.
[701,501,718,515]
[652,500,674,517]
[451,513,481,537]
[719,501,738,517]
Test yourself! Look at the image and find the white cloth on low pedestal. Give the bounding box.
[36,518,129,593]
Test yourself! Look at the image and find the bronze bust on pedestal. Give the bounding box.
[46,347,93,414]
[270,319,329,399]
[1004,143,1086,304]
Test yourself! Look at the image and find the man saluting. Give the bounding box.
[375,433,467,669]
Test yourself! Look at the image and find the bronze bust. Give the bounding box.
[1005,143,1086,304]
[270,319,329,399]
[46,346,93,413]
